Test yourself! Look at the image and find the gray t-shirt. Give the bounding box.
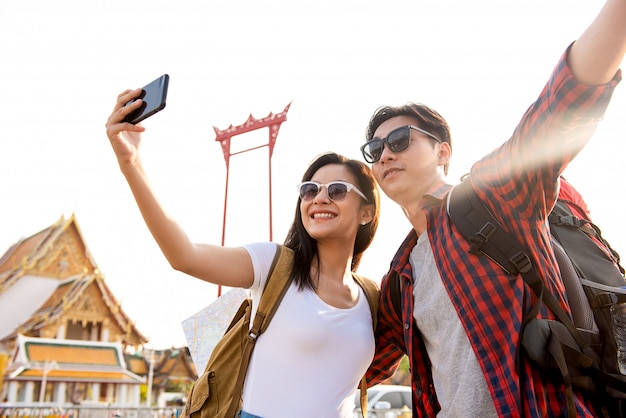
[411,232,498,417]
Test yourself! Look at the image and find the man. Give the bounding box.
[361,1,626,416]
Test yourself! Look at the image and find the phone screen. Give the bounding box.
[123,74,169,124]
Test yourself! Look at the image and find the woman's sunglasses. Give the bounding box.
[360,125,441,163]
[298,181,368,202]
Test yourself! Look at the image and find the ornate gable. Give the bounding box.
[0,215,98,292]
[0,215,148,351]
[35,226,95,279]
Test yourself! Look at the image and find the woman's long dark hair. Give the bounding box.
[283,152,380,290]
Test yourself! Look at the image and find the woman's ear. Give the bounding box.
[360,204,374,225]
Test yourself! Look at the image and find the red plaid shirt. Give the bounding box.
[365,48,621,416]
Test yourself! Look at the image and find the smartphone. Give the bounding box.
[123,74,169,124]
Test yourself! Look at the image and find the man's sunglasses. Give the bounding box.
[360,125,442,163]
[298,181,368,202]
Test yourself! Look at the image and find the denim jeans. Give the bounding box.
[235,411,263,418]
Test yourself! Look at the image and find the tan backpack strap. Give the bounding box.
[250,246,294,336]
[225,245,294,418]
[353,273,380,418]
[359,376,368,418]
[352,273,379,329]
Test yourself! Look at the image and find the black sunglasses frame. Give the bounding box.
[360,125,441,163]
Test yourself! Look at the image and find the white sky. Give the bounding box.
[1,0,625,349]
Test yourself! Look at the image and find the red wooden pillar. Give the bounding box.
[213,103,291,296]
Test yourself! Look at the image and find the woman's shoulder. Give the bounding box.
[242,242,280,290]
[242,241,279,259]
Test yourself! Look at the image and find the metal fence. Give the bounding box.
[0,406,410,418]
[0,406,183,418]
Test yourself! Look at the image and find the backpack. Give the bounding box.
[183,244,380,418]
[446,178,626,417]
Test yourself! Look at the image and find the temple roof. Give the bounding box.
[0,215,202,397]
[0,214,97,285]
[0,214,148,346]
[7,334,145,384]
[124,347,197,387]
[0,275,63,340]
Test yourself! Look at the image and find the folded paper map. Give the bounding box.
[181,287,248,374]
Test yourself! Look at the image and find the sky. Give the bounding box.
[1,0,625,349]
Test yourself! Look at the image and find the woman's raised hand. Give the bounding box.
[105,88,146,166]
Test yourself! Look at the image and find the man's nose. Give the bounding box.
[378,143,395,163]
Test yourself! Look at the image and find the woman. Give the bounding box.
[105,88,381,418]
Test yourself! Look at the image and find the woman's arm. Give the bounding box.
[105,88,254,288]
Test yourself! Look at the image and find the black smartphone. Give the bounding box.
[123,74,169,124]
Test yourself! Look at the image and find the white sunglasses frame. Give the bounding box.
[297,180,368,202]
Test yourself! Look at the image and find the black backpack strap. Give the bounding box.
[447,179,588,415]
[448,180,593,339]
[448,179,626,415]
[447,179,532,277]
[549,200,625,278]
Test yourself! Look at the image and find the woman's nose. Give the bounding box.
[312,186,330,202]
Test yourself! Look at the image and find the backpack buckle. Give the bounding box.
[477,222,497,241]
[557,215,582,227]
[591,292,619,309]
[510,251,532,274]
[469,223,497,255]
